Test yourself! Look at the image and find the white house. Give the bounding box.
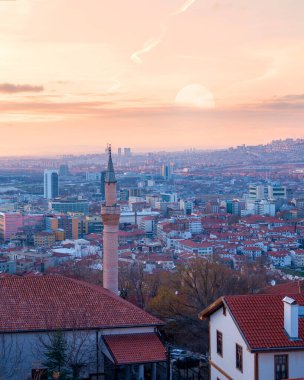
[291,249,304,268]
[268,251,292,267]
[200,292,304,380]
[0,275,166,380]
[178,240,213,255]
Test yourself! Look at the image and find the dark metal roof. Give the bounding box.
[105,145,117,183]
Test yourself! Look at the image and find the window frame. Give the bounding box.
[235,343,243,372]
[216,330,223,357]
[274,354,288,380]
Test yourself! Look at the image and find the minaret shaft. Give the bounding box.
[101,146,120,294]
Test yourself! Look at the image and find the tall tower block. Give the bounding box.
[101,146,120,293]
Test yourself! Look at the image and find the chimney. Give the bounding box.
[283,296,299,339]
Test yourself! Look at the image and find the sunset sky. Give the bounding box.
[1,0,304,155]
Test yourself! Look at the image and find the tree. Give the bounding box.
[0,334,23,380]
[148,258,268,352]
[41,331,69,379]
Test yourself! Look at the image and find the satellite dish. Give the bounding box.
[270,280,276,287]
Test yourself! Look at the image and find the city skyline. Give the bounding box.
[1,0,304,155]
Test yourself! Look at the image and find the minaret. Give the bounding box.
[101,145,120,293]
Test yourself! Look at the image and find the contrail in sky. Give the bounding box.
[172,0,197,15]
[130,1,196,64]
[107,79,121,92]
[131,38,162,64]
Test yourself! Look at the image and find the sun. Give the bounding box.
[175,84,215,109]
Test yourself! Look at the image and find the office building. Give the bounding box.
[161,163,174,180]
[249,184,287,200]
[100,170,106,200]
[0,212,44,241]
[59,164,69,177]
[44,170,59,199]
[124,147,131,156]
[49,198,89,214]
[46,215,79,240]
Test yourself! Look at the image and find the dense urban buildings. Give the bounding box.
[0,139,304,379]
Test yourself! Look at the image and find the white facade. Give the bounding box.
[208,303,304,380]
[248,184,287,201]
[209,307,254,380]
[291,250,304,267]
[268,252,292,267]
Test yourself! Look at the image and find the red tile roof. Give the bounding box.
[225,294,304,351]
[260,281,304,295]
[104,333,167,364]
[0,275,163,332]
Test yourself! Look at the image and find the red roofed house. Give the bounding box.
[178,240,213,255]
[0,275,166,380]
[200,293,304,380]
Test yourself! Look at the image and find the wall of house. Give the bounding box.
[1,330,99,380]
[259,350,304,380]
[1,326,156,380]
[210,307,255,380]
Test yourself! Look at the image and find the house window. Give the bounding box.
[216,331,223,356]
[236,344,243,372]
[274,355,288,380]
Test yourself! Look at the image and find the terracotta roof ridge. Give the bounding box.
[58,276,164,326]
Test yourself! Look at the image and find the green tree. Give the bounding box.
[42,331,69,379]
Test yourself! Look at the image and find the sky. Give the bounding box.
[0,0,304,155]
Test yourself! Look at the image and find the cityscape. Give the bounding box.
[0,139,304,378]
[1,0,304,379]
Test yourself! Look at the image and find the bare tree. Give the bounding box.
[0,333,24,380]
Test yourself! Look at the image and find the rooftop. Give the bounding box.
[0,275,162,332]
[200,293,304,352]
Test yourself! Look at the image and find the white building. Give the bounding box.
[249,184,287,200]
[85,172,101,181]
[180,199,194,215]
[178,240,213,255]
[291,249,304,267]
[200,292,304,380]
[44,169,59,199]
[243,200,276,217]
[268,251,292,267]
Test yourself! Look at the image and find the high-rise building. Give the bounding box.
[161,163,174,180]
[101,146,120,294]
[124,147,131,156]
[44,170,59,199]
[100,170,106,200]
[59,164,69,177]
[117,147,122,156]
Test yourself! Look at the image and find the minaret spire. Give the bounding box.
[105,144,116,183]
